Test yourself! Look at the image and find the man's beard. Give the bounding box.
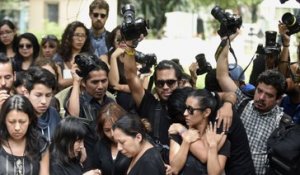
[92,21,104,31]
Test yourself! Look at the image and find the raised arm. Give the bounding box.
[109,48,131,93]
[216,33,239,92]
[278,22,291,77]
[66,66,82,117]
[123,46,145,107]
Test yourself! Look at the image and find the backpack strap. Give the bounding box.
[237,98,251,115]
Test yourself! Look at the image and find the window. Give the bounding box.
[46,3,58,23]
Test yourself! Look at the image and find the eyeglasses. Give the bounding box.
[185,105,204,115]
[42,34,58,42]
[0,30,13,37]
[18,44,32,49]
[73,33,87,40]
[92,13,107,19]
[155,79,177,88]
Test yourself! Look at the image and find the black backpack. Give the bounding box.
[237,98,300,175]
[266,119,300,175]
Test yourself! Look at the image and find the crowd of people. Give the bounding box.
[0,0,300,174]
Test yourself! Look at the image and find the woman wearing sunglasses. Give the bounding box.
[0,19,18,60]
[14,32,40,72]
[168,89,230,175]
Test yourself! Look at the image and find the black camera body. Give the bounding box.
[135,51,157,74]
[195,53,212,75]
[121,4,149,40]
[74,53,97,77]
[264,31,281,55]
[211,6,242,37]
[282,12,300,36]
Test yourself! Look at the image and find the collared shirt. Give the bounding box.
[235,89,283,175]
[78,91,114,122]
[89,29,108,58]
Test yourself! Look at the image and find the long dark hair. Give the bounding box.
[50,117,87,165]
[59,21,91,62]
[14,32,40,71]
[0,95,45,161]
[0,19,18,54]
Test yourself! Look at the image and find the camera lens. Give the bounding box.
[282,12,296,27]
[265,31,277,47]
[121,4,135,25]
[211,6,227,24]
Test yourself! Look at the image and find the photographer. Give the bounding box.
[249,31,282,86]
[65,52,115,162]
[278,21,300,124]
[216,28,286,175]
[108,25,150,113]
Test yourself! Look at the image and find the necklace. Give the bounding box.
[7,141,25,175]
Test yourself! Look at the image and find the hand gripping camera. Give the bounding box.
[120,4,149,40]
[211,6,242,37]
[74,53,98,77]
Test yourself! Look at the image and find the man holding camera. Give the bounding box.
[66,53,114,159]
[216,30,286,175]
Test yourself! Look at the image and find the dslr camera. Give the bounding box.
[211,6,242,37]
[263,31,281,55]
[281,12,300,36]
[74,53,97,77]
[121,4,149,40]
[135,51,157,74]
[195,53,212,75]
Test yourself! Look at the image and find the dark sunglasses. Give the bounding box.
[155,79,177,88]
[42,34,58,41]
[185,105,204,115]
[18,44,32,49]
[93,13,107,19]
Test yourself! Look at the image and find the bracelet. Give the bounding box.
[125,49,136,56]
[223,100,234,106]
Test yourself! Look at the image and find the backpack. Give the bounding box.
[237,98,300,175]
[266,120,300,175]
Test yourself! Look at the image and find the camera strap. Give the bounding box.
[214,38,228,61]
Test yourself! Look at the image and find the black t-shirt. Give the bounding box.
[170,134,231,175]
[50,158,83,175]
[225,110,256,175]
[87,138,131,175]
[138,90,171,145]
[128,147,165,175]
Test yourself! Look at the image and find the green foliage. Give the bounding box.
[30,20,63,43]
[118,0,264,38]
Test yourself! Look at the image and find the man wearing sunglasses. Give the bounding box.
[89,0,111,58]
[123,41,236,147]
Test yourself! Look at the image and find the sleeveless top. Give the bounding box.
[0,139,48,175]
